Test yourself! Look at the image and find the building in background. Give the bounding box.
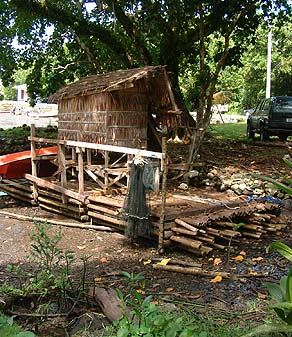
[14,84,28,102]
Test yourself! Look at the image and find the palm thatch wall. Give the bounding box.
[49,66,180,149]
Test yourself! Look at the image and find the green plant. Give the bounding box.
[1,222,75,297]
[0,314,35,337]
[111,272,200,337]
[242,242,292,336]
[114,292,198,337]
[253,157,292,197]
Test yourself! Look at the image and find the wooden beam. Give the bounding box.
[25,174,87,203]
[28,137,163,159]
[30,124,38,202]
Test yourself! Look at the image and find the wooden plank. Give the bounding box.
[85,169,105,189]
[88,210,126,226]
[25,174,87,203]
[28,137,163,159]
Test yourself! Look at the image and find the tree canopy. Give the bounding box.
[0,0,291,157]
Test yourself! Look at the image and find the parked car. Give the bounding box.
[247,96,292,141]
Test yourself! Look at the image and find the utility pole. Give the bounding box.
[266,29,272,98]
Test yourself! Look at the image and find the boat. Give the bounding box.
[0,146,58,179]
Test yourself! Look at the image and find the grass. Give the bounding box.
[0,125,57,141]
[207,122,247,141]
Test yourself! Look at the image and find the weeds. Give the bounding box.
[0,314,35,337]
[106,272,251,337]
[0,222,75,297]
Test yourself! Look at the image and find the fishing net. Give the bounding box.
[122,158,154,239]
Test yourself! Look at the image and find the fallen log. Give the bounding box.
[153,264,230,278]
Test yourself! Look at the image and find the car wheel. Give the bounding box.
[260,127,269,141]
[279,134,288,141]
[247,124,255,139]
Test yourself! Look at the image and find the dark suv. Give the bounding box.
[247,96,292,141]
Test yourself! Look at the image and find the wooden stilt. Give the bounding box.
[158,137,167,253]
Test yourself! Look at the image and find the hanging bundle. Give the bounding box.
[122,154,154,239]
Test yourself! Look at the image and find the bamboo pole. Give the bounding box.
[0,210,112,231]
[104,151,109,189]
[58,143,68,203]
[78,147,84,194]
[174,219,198,234]
[158,137,167,253]
[170,235,202,250]
[87,203,120,216]
[171,226,199,237]
[30,124,38,202]
[88,210,126,226]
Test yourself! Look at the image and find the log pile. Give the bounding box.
[37,185,89,222]
[166,202,286,255]
[0,179,36,205]
[0,177,287,256]
[87,194,126,230]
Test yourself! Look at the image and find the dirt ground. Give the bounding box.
[1,136,292,335]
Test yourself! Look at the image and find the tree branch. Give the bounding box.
[10,0,132,68]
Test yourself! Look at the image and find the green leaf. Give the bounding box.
[252,173,292,195]
[287,268,292,302]
[271,302,292,311]
[240,323,292,337]
[117,327,129,337]
[16,332,36,337]
[120,271,131,279]
[268,242,292,263]
[265,282,285,302]
[283,158,292,168]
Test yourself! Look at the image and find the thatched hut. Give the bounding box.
[49,65,180,149]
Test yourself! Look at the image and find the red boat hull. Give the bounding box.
[0,146,58,179]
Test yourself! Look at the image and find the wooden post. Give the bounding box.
[78,147,84,194]
[71,147,76,177]
[104,151,109,189]
[30,124,38,202]
[86,149,92,166]
[58,143,68,203]
[158,137,167,253]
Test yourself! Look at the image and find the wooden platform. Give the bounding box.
[0,131,286,256]
[0,178,285,256]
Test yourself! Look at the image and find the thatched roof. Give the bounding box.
[48,65,167,103]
